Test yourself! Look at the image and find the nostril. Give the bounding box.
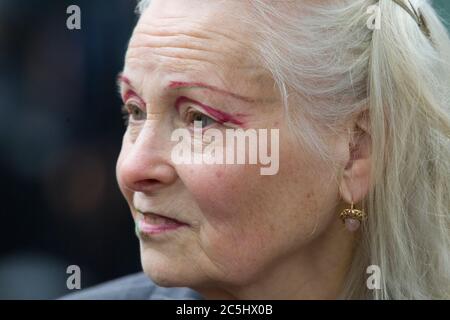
[133,179,162,192]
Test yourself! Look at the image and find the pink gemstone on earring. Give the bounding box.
[345,218,361,232]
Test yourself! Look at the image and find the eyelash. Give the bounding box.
[183,107,218,129]
[121,103,146,126]
[120,102,219,129]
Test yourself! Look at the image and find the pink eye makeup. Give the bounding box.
[116,74,251,129]
[122,89,146,107]
[174,96,246,127]
[168,81,255,103]
[117,74,146,107]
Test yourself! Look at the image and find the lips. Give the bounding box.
[142,212,187,225]
[134,208,189,227]
[136,209,188,234]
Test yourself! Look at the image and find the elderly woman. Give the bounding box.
[68,0,450,299]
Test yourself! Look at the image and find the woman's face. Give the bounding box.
[116,0,347,295]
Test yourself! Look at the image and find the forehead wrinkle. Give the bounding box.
[126,30,237,76]
[125,32,251,88]
[132,19,213,41]
[124,10,278,106]
[133,18,252,52]
[126,37,227,66]
[126,35,260,85]
[125,51,226,77]
[128,25,249,68]
[125,51,276,107]
[128,32,227,58]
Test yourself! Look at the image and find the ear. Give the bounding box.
[339,114,372,205]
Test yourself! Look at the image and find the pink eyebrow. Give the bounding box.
[174,96,246,126]
[123,89,146,106]
[116,74,249,124]
[118,75,253,103]
[117,75,146,106]
[117,74,131,86]
[168,81,254,103]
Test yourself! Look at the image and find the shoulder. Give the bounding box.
[60,272,203,300]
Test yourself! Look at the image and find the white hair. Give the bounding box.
[135,0,450,299]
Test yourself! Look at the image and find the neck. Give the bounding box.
[195,216,357,300]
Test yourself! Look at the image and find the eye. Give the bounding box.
[185,109,217,128]
[122,103,146,125]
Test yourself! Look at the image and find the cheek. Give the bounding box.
[176,162,302,264]
[176,157,332,285]
[177,133,338,253]
[179,164,269,257]
[180,164,260,225]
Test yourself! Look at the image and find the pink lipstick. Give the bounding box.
[137,212,188,235]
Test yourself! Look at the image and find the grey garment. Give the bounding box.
[60,272,203,300]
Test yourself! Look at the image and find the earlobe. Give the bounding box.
[339,159,371,204]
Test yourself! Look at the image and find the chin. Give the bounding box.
[139,245,205,288]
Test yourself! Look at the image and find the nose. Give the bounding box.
[117,123,178,194]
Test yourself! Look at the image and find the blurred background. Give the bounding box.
[0,0,139,299]
[0,0,449,299]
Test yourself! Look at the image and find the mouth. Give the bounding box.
[134,208,189,235]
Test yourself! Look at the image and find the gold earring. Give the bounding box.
[340,201,367,232]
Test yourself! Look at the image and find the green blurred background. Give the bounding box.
[435,0,450,28]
